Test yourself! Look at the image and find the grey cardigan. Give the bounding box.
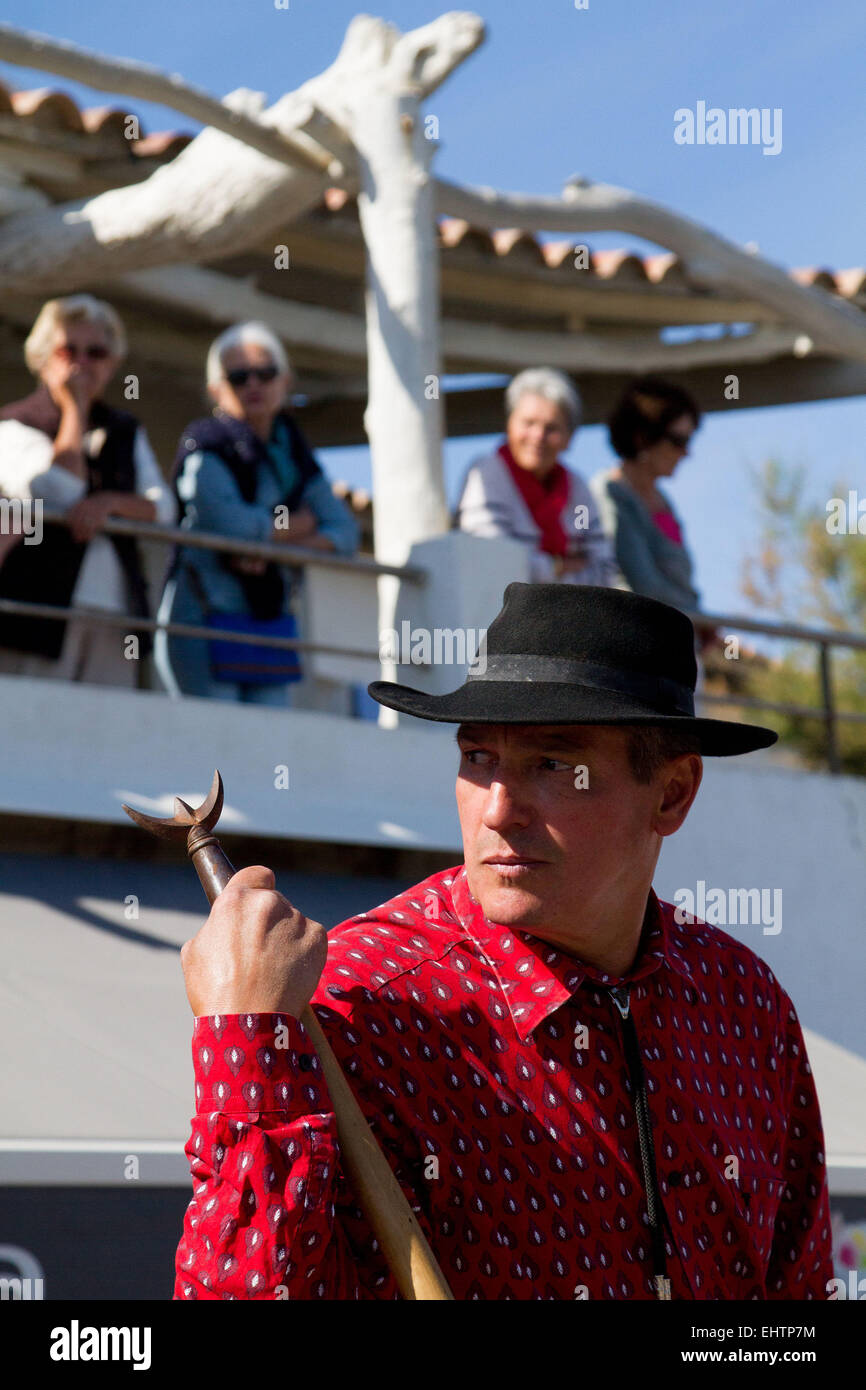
[588,467,700,612]
[455,447,618,587]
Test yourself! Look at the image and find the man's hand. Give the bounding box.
[180,865,328,1019]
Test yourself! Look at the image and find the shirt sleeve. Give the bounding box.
[298,472,360,555]
[458,457,549,584]
[134,428,176,524]
[175,1008,422,1300]
[0,420,86,509]
[455,459,517,541]
[175,449,277,544]
[764,999,835,1299]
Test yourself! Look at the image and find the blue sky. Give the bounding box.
[3,0,865,622]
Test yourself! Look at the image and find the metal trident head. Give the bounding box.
[121,769,224,844]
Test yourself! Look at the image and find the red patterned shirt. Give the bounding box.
[175,864,833,1300]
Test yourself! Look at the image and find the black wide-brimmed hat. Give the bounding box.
[368,583,777,756]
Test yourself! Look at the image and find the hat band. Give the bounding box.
[467,653,695,716]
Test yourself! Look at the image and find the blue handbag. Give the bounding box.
[207,610,303,685]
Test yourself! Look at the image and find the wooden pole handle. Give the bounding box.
[188,835,454,1301]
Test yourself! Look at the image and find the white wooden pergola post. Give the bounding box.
[359,97,447,722]
[315,15,483,718]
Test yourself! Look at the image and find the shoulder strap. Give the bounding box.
[276,412,322,512]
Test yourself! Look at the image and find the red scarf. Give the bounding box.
[499,443,570,555]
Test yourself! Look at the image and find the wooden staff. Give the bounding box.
[123,770,453,1301]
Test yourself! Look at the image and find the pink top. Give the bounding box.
[652,509,682,545]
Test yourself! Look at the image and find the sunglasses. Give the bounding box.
[225,365,279,388]
[664,430,692,450]
[56,343,111,361]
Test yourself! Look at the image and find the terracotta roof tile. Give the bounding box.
[790,267,839,293]
[590,249,649,282]
[643,252,686,286]
[298,194,866,306]
[323,186,350,211]
[540,239,576,269]
[130,132,192,158]
[0,83,184,161]
[9,88,84,131]
[439,217,495,254]
[490,228,546,263]
[80,106,134,137]
[834,268,866,298]
[3,86,866,312]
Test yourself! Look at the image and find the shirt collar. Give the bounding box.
[450,865,694,1041]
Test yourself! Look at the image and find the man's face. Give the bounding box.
[455,722,685,949]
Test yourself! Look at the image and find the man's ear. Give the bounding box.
[653,754,703,839]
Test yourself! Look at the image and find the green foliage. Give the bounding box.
[735,459,866,775]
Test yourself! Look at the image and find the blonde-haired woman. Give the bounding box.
[0,294,175,685]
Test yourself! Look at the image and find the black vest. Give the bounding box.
[0,392,152,660]
[171,410,322,621]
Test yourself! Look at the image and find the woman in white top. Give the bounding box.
[454,367,617,587]
[0,295,176,686]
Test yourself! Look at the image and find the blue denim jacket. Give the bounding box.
[168,416,359,620]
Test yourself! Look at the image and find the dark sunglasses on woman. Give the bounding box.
[664,429,692,449]
[56,343,111,361]
[225,364,279,388]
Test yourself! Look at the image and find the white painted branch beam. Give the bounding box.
[0,22,337,174]
[434,176,866,362]
[308,12,484,726]
[0,88,326,291]
[312,12,484,568]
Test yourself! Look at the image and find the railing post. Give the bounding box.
[818,642,841,774]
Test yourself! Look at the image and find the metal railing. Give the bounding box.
[688,608,866,774]
[0,511,863,771]
[0,510,425,665]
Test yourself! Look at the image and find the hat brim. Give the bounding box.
[367,677,778,757]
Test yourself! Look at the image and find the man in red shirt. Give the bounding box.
[175,583,833,1300]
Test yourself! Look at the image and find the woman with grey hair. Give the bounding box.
[155,321,359,706]
[454,367,617,586]
[0,293,176,686]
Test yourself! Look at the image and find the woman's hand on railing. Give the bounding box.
[274,505,318,543]
[65,493,116,543]
[229,555,268,576]
[65,492,158,543]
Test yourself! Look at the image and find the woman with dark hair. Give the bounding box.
[589,375,702,614]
